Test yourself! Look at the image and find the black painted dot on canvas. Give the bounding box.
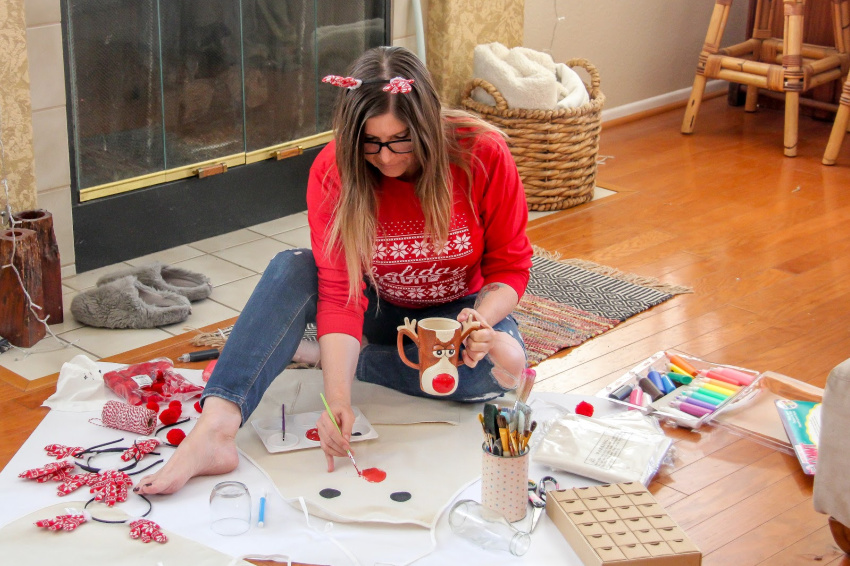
[319,488,341,499]
[390,491,412,502]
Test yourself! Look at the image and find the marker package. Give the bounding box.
[595,350,764,429]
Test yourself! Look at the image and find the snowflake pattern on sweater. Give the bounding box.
[372,213,474,305]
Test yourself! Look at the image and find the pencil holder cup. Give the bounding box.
[397,316,479,396]
[481,444,529,522]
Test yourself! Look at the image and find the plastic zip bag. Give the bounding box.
[103,358,203,405]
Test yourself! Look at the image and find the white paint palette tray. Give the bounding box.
[251,406,379,454]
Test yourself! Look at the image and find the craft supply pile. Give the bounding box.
[2,347,813,565]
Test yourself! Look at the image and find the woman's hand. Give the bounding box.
[457,308,495,368]
[317,401,356,472]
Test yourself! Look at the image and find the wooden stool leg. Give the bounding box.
[682,0,732,134]
[784,91,800,157]
[782,0,805,157]
[823,80,850,165]
[745,85,760,111]
[682,75,708,134]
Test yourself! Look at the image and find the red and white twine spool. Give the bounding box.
[91,400,157,435]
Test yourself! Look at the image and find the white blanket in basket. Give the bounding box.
[472,42,589,111]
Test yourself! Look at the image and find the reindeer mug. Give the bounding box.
[397,317,480,396]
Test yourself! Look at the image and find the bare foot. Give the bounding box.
[292,339,321,367]
[134,397,241,495]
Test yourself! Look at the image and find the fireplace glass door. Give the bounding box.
[64,0,389,202]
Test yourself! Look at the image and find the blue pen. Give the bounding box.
[258,489,267,528]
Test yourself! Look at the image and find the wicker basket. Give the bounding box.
[461,58,604,211]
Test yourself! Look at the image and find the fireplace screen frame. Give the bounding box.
[63,0,391,272]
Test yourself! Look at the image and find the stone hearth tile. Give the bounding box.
[0,342,93,381]
[56,326,173,359]
[247,212,308,236]
[271,225,311,249]
[125,245,205,267]
[170,254,256,287]
[158,298,239,336]
[207,274,261,312]
[190,229,264,254]
[212,238,294,273]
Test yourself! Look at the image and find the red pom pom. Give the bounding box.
[575,401,595,417]
[166,429,186,446]
[150,382,164,393]
[168,400,182,410]
[158,407,180,425]
[146,401,160,413]
[193,401,203,413]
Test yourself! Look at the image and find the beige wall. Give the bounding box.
[524,0,749,112]
[0,0,38,216]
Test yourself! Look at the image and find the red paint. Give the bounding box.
[361,468,387,483]
[306,428,320,442]
[432,374,455,394]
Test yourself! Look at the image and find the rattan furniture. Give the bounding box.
[823,72,850,164]
[682,0,850,157]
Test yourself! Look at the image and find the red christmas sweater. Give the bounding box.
[306,131,532,340]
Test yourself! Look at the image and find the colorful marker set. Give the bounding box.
[479,402,535,457]
[605,351,761,428]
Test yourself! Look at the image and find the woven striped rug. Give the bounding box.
[192,252,691,366]
[516,253,691,365]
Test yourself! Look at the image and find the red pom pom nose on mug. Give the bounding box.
[397,317,479,396]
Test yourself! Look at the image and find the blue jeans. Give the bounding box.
[203,249,526,424]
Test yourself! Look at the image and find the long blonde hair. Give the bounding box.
[326,46,503,299]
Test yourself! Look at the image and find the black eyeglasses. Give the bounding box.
[363,139,414,155]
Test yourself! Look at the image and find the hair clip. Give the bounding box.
[383,77,415,94]
[322,75,363,90]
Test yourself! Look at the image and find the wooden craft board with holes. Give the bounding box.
[546,482,702,566]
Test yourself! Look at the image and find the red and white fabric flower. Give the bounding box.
[129,519,168,543]
[89,470,134,506]
[57,473,99,496]
[19,460,76,483]
[120,439,161,462]
[44,444,85,459]
[322,75,362,89]
[383,77,414,94]
[35,512,89,532]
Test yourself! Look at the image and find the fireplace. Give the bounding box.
[63,0,390,271]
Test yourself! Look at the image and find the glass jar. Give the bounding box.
[448,499,531,556]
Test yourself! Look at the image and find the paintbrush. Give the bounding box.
[320,393,362,477]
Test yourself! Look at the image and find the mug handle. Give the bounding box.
[396,317,420,370]
[454,320,481,367]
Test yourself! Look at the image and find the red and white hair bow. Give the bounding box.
[44,444,85,459]
[322,75,363,89]
[383,77,415,94]
[57,473,99,496]
[129,519,168,543]
[121,439,161,462]
[89,470,134,506]
[19,460,76,483]
[35,511,90,532]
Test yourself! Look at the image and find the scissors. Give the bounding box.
[527,475,560,532]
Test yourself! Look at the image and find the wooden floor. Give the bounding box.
[3,95,850,564]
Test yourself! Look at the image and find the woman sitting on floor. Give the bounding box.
[136,45,532,495]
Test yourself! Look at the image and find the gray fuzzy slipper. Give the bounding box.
[71,276,192,329]
[97,262,212,302]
